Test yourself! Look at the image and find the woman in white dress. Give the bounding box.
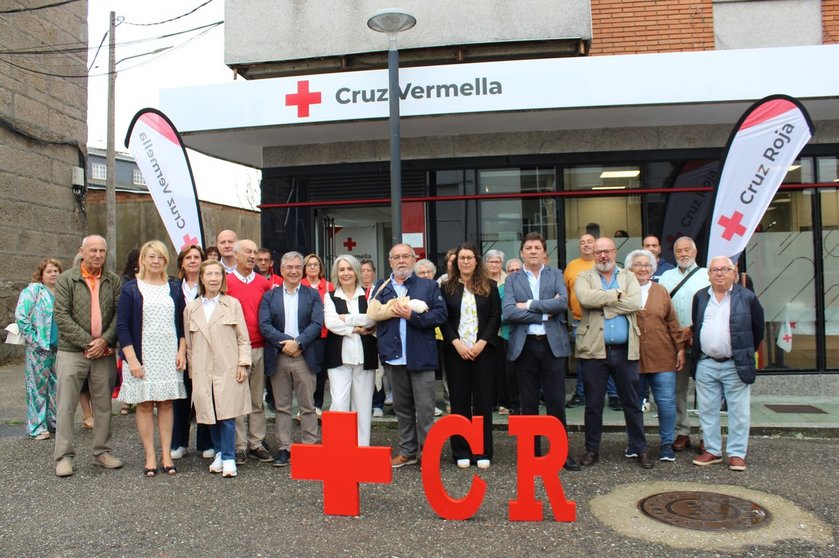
[117,240,187,477]
[323,254,378,445]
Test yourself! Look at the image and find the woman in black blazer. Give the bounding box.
[441,243,501,469]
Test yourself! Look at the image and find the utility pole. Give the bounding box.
[105,11,117,273]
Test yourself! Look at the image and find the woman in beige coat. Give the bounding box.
[184,260,252,478]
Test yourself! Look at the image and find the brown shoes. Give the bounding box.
[391,454,418,468]
[55,456,74,477]
[692,452,723,466]
[728,456,747,471]
[638,452,654,469]
[672,435,691,452]
[92,452,124,469]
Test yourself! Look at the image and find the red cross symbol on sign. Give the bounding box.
[285,80,322,118]
[783,333,792,342]
[718,211,748,241]
[343,237,357,251]
[291,411,392,516]
[180,233,199,251]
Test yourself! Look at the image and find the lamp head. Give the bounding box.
[367,9,416,37]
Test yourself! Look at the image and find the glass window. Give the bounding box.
[478,168,557,265]
[132,168,146,186]
[564,165,641,191]
[91,163,106,180]
[820,156,839,368]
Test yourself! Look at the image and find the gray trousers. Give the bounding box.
[271,353,319,451]
[54,350,116,461]
[235,347,266,451]
[386,364,435,458]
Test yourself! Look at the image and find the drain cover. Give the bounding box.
[638,491,769,531]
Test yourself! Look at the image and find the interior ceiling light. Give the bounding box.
[600,170,640,179]
[592,185,627,190]
[788,165,801,171]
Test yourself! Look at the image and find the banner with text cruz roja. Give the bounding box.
[125,108,205,251]
[706,95,813,266]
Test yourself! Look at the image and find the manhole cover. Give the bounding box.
[638,491,769,531]
[765,404,826,414]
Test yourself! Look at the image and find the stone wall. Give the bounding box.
[0,1,88,364]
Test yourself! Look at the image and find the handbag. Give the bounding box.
[4,323,24,345]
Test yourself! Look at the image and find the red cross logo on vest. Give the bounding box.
[180,233,199,251]
[343,237,357,251]
[718,211,747,241]
[286,80,322,118]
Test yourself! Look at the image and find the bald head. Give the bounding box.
[217,230,237,264]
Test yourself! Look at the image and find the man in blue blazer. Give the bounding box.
[259,251,324,467]
[503,232,580,471]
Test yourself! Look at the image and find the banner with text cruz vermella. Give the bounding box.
[125,108,205,251]
[706,95,813,266]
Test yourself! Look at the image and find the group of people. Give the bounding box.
[15,227,763,480]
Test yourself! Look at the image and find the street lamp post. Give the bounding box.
[367,9,416,248]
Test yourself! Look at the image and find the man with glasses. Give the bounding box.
[371,244,447,468]
[691,257,763,472]
[575,237,652,469]
[658,236,710,452]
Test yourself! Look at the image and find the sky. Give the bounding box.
[86,0,261,210]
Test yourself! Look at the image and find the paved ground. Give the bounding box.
[1,363,837,557]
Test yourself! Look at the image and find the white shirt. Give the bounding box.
[201,294,220,322]
[232,269,256,284]
[699,286,733,359]
[639,281,652,308]
[282,284,300,338]
[658,264,711,327]
[222,258,237,274]
[182,279,198,302]
[324,286,376,367]
[523,265,548,336]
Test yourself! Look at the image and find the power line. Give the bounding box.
[122,0,215,26]
[0,0,81,14]
[0,23,220,79]
[0,20,223,56]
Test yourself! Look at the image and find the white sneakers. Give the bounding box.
[372,408,384,418]
[209,453,223,473]
[476,459,490,470]
[457,458,491,469]
[457,459,470,469]
[222,459,237,477]
[202,449,216,459]
[170,446,188,460]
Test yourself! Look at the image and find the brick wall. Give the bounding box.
[0,1,88,363]
[590,0,715,55]
[825,0,839,43]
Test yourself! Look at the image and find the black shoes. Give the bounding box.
[565,394,585,408]
[564,456,581,471]
[273,449,291,467]
[580,452,599,466]
[235,449,247,465]
[607,396,622,411]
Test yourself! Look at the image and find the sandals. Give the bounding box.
[144,467,158,477]
[162,464,177,476]
[119,404,130,416]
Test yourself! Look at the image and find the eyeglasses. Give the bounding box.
[632,263,653,269]
[306,262,321,268]
[389,254,415,261]
[594,249,616,256]
[709,267,734,274]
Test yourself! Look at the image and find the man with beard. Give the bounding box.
[658,236,710,452]
[642,235,675,282]
[575,237,652,469]
[370,243,447,468]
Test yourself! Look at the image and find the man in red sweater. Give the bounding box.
[226,239,272,464]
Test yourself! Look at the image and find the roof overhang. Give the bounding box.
[160,45,839,168]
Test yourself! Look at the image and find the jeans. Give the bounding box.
[694,358,750,458]
[638,371,676,446]
[208,418,236,461]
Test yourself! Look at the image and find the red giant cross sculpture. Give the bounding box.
[290,411,391,516]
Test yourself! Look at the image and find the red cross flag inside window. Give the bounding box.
[343,237,357,251]
[286,80,322,118]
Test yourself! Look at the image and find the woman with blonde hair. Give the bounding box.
[15,257,63,439]
[117,240,187,477]
[324,254,378,445]
[184,259,252,477]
